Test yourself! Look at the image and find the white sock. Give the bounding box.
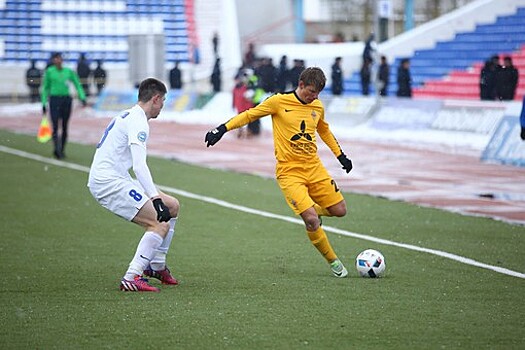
[150,217,177,271]
[124,231,163,281]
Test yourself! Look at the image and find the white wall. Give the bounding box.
[259,42,364,82]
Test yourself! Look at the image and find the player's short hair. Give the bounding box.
[138,78,167,102]
[299,67,326,91]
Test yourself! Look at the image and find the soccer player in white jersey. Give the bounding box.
[88,78,180,292]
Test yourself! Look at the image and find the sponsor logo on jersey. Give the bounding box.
[290,120,312,141]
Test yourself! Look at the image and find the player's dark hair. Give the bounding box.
[299,67,326,91]
[138,78,167,102]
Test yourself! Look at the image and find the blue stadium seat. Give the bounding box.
[0,0,192,64]
[343,7,525,96]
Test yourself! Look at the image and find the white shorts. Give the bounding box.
[88,178,149,221]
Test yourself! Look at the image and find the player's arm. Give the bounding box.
[130,143,170,222]
[205,97,276,147]
[41,70,50,113]
[317,118,353,174]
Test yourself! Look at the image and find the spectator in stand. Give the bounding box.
[41,52,87,159]
[377,55,390,97]
[331,57,344,96]
[211,57,222,92]
[212,31,219,57]
[496,56,519,101]
[26,59,42,103]
[276,55,289,92]
[362,33,375,64]
[245,70,265,137]
[169,61,183,90]
[396,58,412,98]
[244,42,256,68]
[289,59,305,89]
[93,60,107,96]
[77,53,91,97]
[480,59,497,100]
[360,57,372,96]
[258,57,277,93]
[232,69,255,138]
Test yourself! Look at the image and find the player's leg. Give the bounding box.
[119,201,168,292]
[48,96,61,158]
[60,96,72,157]
[144,191,180,284]
[89,179,168,291]
[277,171,347,277]
[307,166,349,277]
[120,196,169,289]
[313,198,347,217]
[111,181,170,291]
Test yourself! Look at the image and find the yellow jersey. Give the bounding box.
[225,91,344,164]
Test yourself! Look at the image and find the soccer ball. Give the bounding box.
[355,249,386,278]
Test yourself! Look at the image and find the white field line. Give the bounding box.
[2,145,524,280]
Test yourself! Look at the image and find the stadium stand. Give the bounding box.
[0,0,194,64]
[413,45,525,100]
[344,7,525,100]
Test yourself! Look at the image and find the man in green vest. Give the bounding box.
[41,52,87,159]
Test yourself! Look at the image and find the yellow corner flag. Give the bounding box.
[37,116,52,143]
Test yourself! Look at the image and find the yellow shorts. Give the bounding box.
[276,161,344,215]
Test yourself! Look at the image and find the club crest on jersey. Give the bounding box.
[137,131,147,142]
[311,110,317,120]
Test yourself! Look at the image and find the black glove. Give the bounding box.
[521,127,525,141]
[205,124,227,147]
[81,100,87,107]
[152,198,171,222]
[42,105,47,115]
[337,153,353,173]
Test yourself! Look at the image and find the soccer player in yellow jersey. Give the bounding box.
[205,67,353,277]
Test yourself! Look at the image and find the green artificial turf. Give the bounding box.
[0,130,523,349]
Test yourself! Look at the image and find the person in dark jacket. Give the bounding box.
[362,33,375,64]
[211,58,222,92]
[169,61,183,90]
[258,57,277,93]
[496,56,518,101]
[26,59,42,102]
[76,53,91,97]
[480,59,497,100]
[396,58,412,98]
[93,60,107,96]
[276,55,289,92]
[360,57,372,96]
[331,57,343,95]
[289,59,305,89]
[377,55,390,97]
